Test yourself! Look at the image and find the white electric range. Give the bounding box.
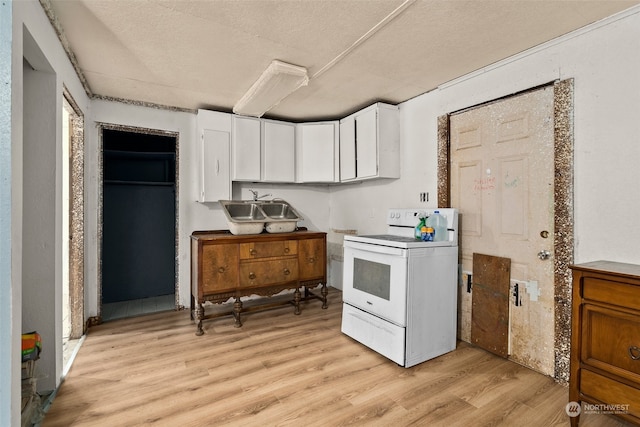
[341,208,459,367]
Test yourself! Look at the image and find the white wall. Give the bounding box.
[331,6,640,267]
[5,1,91,423]
[22,52,58,393]
[0,2,14,425]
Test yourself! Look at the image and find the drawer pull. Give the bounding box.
[248,272,256,280]
[308,257,316,263]
[250,249,257,256]
[629,346,640,360]
[218,267,226,273]
[284,247,290,254]
[283,268,290,276]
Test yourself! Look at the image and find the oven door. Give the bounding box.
[342,240,408,326]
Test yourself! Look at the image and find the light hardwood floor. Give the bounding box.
[43,288,633,427]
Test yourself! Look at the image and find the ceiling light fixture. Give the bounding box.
[233,60,309,118]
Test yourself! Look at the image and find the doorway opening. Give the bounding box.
[99,126,178,321]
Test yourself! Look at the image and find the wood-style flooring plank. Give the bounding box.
[43,288,634,427]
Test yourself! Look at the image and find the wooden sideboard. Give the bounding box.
[191,229,327,335]
[570,261,640,426]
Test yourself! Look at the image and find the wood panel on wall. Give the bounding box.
[471,253,511,358]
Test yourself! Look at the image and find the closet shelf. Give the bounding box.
[104,180,174,186]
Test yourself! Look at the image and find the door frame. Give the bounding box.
[63,87,85,339]
[96,123,180,319]
[437,79,574,382]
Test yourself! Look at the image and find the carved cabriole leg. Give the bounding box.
[321,283,328,309]
[195,302,204,336]
[294,288,301,315]
[233,297,243,327]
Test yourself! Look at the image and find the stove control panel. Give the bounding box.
[387,209,427,227]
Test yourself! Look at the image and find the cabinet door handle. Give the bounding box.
[283,268,290,276]
[250,249,257,256]
[308,257,315,264]
[629,346,640,360]
[216,159,220,175]
[248,272,256,280]
[218,267,226,273]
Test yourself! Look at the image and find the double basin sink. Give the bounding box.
[220,200,303,235]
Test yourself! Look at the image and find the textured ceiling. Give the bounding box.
[45,0,639,121]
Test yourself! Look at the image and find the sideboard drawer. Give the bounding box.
[583,277,640,311]
[580,369,640,418]
[239,240,298,259]
[582,304,640,382]
[239,258,299,288]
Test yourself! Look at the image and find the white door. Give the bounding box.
[450,86,555,375]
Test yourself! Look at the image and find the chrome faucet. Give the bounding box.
[249,189,272,201]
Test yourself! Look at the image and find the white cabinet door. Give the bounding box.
[355,107,378,179]
[197,110,231,202]
[298,122,338,183]
[376,104,400,179]
[339,117,356,181]
[262,120,295,182]
[201,129,230,202]
[232,116,261,181]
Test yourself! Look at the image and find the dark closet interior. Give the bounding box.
[102,129,176,303]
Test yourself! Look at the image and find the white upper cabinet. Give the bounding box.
[198,102,398,189]
[339,102,400,182]
[232,115,261,181]
[262,119,296,182]
[296,121,339,183]
[196,109,232,202]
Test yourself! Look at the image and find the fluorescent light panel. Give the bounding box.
[233,60,309,118]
